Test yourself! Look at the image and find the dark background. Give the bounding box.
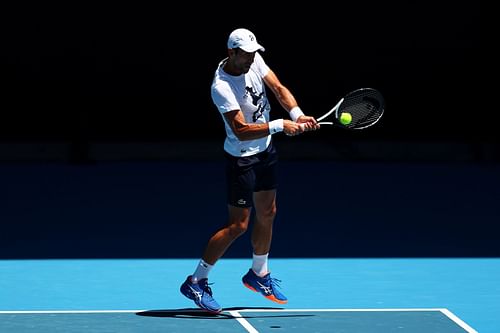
[2,1,497,259]
[1,1,487,145]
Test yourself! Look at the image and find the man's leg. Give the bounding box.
[180,205,251,313]
[242,189,288,304]
[251,189,277,256]
[202,205,252,265]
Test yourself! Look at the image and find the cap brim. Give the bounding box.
[239,43,265,52]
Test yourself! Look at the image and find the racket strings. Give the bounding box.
[341,91,384,129]
[348,104,381,126]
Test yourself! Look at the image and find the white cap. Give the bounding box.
[227,28,265,52]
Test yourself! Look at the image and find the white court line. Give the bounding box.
[440,308,478,333]
[227,310,259,333]
[0,310,144,314]
[0,308,446,314]
[0,308,477,333]
[234,308,447,312]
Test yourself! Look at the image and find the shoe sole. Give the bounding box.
[243,282,288,304]
[198,306,223,314]
[181,288,222,314]
[185,296,222,314]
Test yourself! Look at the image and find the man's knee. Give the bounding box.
[227,206,251,237]
[257,204,277,221]
[228,221,248,238]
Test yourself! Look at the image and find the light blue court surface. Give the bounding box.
[1,258,499,332]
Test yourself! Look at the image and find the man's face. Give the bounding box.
[230,49,256,74]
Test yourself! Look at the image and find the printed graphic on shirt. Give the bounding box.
[245,86,269,122]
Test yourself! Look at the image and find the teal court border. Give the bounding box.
[228,308,477,333]
[0,308,478,333]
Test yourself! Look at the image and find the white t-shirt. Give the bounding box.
[211,52,271,157]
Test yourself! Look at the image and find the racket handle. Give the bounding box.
[299,123,326,130]
[286,123,306,136]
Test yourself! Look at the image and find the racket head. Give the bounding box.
[334,88,384,129]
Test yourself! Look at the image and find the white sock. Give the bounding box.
[191,259,213,283]
[252,253,269,277]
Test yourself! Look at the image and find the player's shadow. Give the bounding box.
[136,307,315,320]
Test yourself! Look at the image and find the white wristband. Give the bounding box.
[289,106,305,122]
[268,119,284,134]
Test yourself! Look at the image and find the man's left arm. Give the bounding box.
[263,70,319,130]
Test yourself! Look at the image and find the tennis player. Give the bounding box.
[180,28,319,313]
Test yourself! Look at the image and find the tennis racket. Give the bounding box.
[303,88,385,130]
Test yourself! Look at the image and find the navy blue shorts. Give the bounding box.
[225,142,278,208]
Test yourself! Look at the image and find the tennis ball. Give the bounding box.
[339,112,352,125]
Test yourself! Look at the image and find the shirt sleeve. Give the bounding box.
[211,81,240,114]
[253,52,270,78]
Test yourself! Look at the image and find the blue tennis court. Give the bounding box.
[1,258,498,332]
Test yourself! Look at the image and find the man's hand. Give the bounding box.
[283,119,304,136]
[297,115,320,131]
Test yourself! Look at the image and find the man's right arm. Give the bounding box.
[223,110,302,140]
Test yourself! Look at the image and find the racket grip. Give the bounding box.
[299,123,321,130]
[286,123,305,136]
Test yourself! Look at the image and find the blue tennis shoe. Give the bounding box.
[180,276,222,313]
[242,269,288,304]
